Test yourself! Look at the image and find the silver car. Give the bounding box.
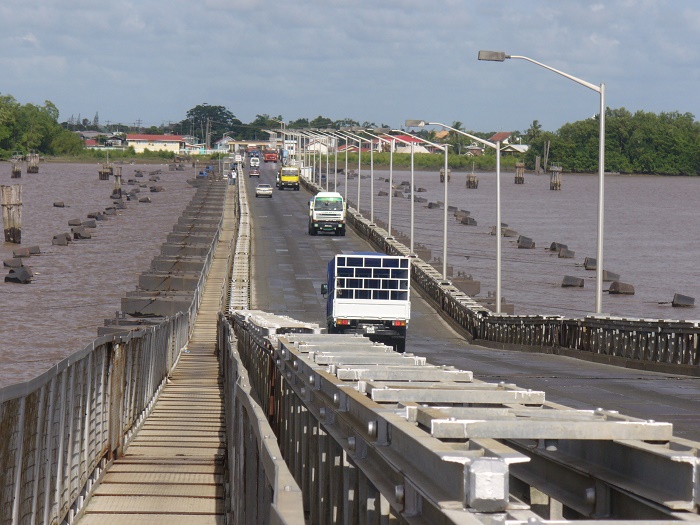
[255,183,273,198]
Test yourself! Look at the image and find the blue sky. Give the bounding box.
[2,0,699,133]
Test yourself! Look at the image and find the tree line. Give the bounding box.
[522,109,700,175]
[1,93,699,175]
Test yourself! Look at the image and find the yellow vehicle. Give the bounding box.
[276,166,300,191]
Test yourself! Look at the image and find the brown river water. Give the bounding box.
[2,162,698,388]
[0,161,198,388]
[339,168,700,321]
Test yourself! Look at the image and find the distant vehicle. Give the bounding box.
[250,157,260,168]
[308,191,345,236]
[263,149,278,163]
[255,183,273,198]
[321,253,411,352]
[276,166,300,191]
[249,167,260,178]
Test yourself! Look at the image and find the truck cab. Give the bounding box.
[277,166,300,191]
[308,191,345,236]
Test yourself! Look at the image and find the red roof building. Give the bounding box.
[488,132,512,143]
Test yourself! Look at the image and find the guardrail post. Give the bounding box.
[108,342,126,459]
[30,383,47,525]
[11,397,27,524]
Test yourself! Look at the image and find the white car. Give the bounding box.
[250,157,260,167]
[255,183,273,198]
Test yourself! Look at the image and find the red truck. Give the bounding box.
[263,149,278,163]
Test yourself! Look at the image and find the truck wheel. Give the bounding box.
[294,186,299,191]
[394,339,406,353]
[339,226,346,237]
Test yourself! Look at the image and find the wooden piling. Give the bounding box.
[466,173,479,189]
[98,162,113,180]
[1,185,22,243]
[26,152,40,173]
[439,168,451,183]
[10,152,22,178]
[550,165,562,190]
[515,162,525,184]
[11,160,22,178]
[113,166,122,198]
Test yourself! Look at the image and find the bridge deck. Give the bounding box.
[79,184,237,525]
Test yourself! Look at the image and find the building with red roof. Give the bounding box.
[488,132,513,143]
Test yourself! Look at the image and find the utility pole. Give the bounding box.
[206,118,211,150]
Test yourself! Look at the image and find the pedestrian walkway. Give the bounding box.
[78,185,237,525]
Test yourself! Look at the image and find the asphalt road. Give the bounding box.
[246,163,700,440]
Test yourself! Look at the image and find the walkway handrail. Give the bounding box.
[0,180,226,525]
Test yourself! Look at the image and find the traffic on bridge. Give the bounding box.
[1,138,699,525]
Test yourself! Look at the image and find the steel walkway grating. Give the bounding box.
[79,185,237,525]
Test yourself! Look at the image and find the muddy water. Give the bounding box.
[341,169,700,320]
[0,161,198,388]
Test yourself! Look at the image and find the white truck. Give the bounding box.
[321,253,411,352]
[308,191,346,236]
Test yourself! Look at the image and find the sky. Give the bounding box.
[2,0,700,134]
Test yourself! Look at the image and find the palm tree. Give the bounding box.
[450,121,466,154]
[525,120,542,142]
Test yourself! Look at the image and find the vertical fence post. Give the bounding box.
[11,397,27,524]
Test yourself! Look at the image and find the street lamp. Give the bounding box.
[270,118,286,162]
[392,129,444,257]
[338,129,364,212]
[372,130,419,238]
[404,121,450,283]
[316,129,341,192]
[479,50,606,314]
[316,128,344,192]
[406,120,503,312]
[358,129,394,227]
[299,130,327,185]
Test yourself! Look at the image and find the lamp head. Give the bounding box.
[478,50,508,62]
[404,120,426,128]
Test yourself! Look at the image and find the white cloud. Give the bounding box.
[0,0,698,130]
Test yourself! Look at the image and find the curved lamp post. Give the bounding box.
[316,129,343,192]
[338,129,364,212]
[406,120,503,312]
[404,121,450,283]
[393,130,445,257]
[358,129,393,228]
[319,129,341,191]
[479,50,606,314]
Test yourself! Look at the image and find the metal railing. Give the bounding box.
[0,317,187,525]
[227,309,700,523]
[0,180,227,525]
[218,314,305,524]
[299,176,700,376]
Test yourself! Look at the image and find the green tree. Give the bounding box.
[181,103,236,143]
[50,129,84,155]
[309,115,334,128]
[524,120,542,143]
